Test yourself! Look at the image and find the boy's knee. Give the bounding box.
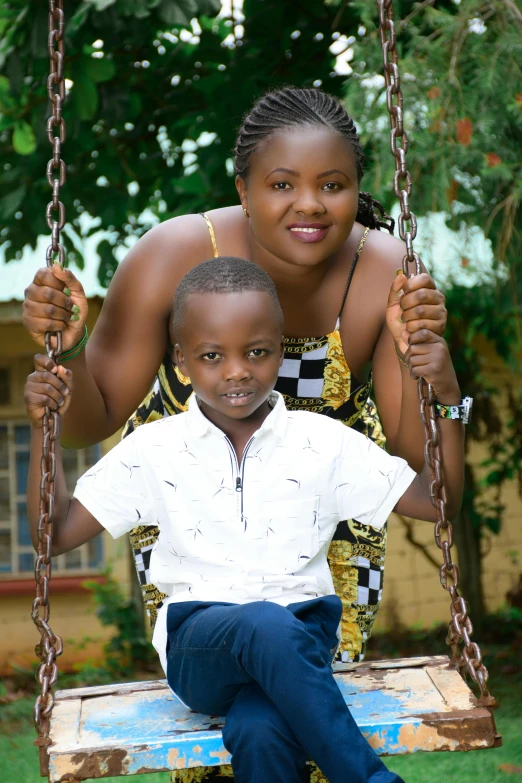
[224,700,292,752]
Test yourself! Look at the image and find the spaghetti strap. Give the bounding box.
[338,227,370,320]
[199,212,219,258]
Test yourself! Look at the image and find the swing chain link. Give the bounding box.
[32,1,66,774]
[376,0,494,707]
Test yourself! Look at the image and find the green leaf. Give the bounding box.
[96,239,119,288]
[85,56,116,83]
[12,121,36,155]
[84,0,117,11]
[0,74,13,110]
[68,3,92,35]
[74,77,99,121]
[484,516,501,535]
[157,0,218,26]
[174,169,207,196]
[0,184,26,218]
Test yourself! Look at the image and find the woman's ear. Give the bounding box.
[235,175,248,212]
[173,344,189,377]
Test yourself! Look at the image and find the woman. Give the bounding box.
[24,87,447,669]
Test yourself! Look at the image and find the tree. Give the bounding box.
[338,0,522,622]
[1,0,521,624]
[0,0,357,282]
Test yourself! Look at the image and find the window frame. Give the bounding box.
[0,419,104,580]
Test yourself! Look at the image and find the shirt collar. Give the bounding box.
[187,391,288,441]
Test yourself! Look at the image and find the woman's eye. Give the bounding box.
[322,182,341,192]
[272,182,291,191]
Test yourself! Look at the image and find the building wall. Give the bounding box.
[0,301,131,673]
[374,341,522,634]
[0,304,520,673]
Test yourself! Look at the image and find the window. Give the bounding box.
[0,421,103,576]
[0,368,10,405]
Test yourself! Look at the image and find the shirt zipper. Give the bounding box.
[225,436,254,527]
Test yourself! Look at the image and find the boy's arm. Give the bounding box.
[26,355,104,556]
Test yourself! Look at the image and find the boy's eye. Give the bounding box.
[248,348,268,358]
[322,182,341,192]
[201,352,220,361]
[272,182,292,191]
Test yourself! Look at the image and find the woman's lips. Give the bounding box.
[288,225,330,243]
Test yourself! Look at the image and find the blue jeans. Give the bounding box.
[166,596,404,783]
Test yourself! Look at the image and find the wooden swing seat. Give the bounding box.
[47,655,500,782]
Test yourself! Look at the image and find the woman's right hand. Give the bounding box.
[22,263,88,352]
[25,354,73,427]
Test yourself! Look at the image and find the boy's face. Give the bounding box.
[174,290,284,424]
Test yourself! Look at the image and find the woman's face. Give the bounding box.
[236,124,360,267]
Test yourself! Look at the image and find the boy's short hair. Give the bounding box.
[172,256,284,337]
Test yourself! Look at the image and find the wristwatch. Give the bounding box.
[434,396,473,424]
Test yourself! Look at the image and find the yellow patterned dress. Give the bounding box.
[123,220,387,782]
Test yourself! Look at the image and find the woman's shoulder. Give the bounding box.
[109,206,243,296]
[136,205,241,254]
[362,225,407,275]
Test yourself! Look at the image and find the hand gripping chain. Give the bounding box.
[32,1,66,774]
[376,0,494,707]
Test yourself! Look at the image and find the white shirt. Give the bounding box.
[74,392,415,672]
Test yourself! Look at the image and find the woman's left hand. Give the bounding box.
[387,272,446,355]
[402,330,460,401]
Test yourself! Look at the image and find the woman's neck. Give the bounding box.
[247,229,334,301]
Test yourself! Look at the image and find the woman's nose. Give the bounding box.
[292,187,326,216]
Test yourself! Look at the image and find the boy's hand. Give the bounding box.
[25,355,73,428]
[22,264,88,352]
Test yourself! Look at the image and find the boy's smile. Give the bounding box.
[173,290,284,443]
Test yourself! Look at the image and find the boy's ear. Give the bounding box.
[173,344,189,377]
[279,337,285,367]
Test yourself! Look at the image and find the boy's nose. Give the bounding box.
[224,360,252,382]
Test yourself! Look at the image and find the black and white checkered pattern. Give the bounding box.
[134,543,154,586]
[356,556,384,605]
[276,342,329,399]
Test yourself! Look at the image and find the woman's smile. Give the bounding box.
[287,222,331,243]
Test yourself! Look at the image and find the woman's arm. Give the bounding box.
[22,215,213,447]
[374,270,464,515]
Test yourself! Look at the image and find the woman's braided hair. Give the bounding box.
[234,87,394,234]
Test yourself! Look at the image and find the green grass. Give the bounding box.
[2,626,521,783]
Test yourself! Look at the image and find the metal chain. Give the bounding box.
[376,0,494,707]
[31,1,66,774]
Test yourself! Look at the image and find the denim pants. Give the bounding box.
[166,595,404,783]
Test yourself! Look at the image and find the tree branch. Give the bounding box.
[396,514,441,571]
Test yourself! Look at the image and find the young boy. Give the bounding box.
[26,257,464,783]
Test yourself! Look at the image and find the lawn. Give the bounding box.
[2,627,521,783]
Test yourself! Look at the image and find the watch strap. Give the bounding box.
[434,396,473,424]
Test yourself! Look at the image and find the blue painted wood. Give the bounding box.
[48,657,498,781]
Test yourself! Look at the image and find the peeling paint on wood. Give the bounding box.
[48,656,499,781]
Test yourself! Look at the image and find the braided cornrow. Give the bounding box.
[234,87,394,234]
